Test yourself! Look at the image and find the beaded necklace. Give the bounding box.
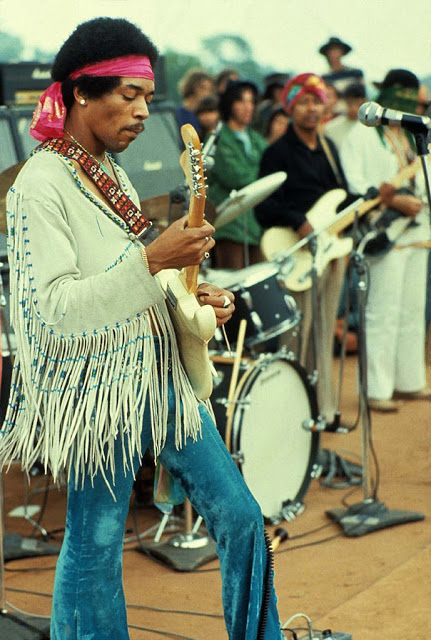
[64,129,113,177]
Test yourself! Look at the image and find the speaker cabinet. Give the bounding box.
[114,103,183,201]
[8,107,38,160]
[0,107,22,171]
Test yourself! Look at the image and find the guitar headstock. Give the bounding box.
[180,124,207,202]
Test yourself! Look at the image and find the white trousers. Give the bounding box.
[281,258,346,422]
[366,247,428,399]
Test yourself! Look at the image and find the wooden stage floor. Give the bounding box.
[2,355,430,639]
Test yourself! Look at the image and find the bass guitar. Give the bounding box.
[261,158,421,292]
[156,124,217,401]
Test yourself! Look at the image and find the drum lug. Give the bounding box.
[307,370,318,386]
[231,451,244,464]
[310,462,323,479]
[250,311,263,333]
[240,290,253,309]
[276,275,287,289]
[279,346,296,361]
[215,396,251,409]
[280,499,305,522]
[237,397,251,409]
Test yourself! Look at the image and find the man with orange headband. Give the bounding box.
[0,18,283,640]
[256,73,351,429]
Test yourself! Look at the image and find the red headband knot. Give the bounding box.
[30,55,155,142]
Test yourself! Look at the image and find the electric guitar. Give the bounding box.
[261,158,422,292]
[156,125,217,401]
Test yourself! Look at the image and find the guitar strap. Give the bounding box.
[318,134,344,187]
[40,138,159,245]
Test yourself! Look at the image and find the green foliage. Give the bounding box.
[164,33,287,105]
[0,31,24,62]
[164,49,202,103]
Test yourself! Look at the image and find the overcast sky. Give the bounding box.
[1,0,431,85]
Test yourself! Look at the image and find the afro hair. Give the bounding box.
[52,17,158,81]
[52,17,159,110]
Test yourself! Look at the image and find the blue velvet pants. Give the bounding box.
[50,375,283,639]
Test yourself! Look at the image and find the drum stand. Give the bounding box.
[135,499,217,572]
[303,235,328,432]
[0,473,51,638]
[326,197,427,535]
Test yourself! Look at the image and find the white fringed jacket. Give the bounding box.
[0,148,203,485]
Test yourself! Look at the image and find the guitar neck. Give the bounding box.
[329,157,421,236]
[183,197,205,294]
[179,124,207,295]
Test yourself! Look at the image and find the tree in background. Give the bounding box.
[0,32,24,62]
[164,49,202,103]
[164,34,282,105]
[201,34,266,87]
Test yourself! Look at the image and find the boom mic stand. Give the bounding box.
[326,132,431,534]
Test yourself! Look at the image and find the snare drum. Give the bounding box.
[209,262,300,348]
[210,351,319,522]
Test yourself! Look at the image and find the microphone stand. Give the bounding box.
[326,138,429,534]
[306,234,326,430]
[413,132,431,225]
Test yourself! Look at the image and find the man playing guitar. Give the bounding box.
[255,73,352,429]
[0,18,283,639]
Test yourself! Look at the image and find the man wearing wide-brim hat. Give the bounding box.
[319,36,364,95]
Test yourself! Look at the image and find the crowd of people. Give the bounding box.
[175,35,431,416]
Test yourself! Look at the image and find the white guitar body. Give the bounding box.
[156,268,217,401]
[261,189,353,291]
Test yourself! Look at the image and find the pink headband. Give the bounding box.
[30,55,155,141]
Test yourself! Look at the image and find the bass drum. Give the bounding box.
[210,351,320,522]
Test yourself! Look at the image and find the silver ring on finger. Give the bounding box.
[222,295,231,308]
[204,251,210,259]
[205,236,209,244]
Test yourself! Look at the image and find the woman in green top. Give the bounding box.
[207,80,267,269]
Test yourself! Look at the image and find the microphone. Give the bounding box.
[201,120,222,170]
[358,101,431,134]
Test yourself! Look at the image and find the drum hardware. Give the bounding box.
[215,395,251,411]
[301,417,328,433]
[280,499,305,522]
[230,452,244,464]
[214,171,287,230]
[208,262,301,351]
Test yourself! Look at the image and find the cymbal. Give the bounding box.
[0,161,26,235]
[214,171,287,230]
[140,193,216,233]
